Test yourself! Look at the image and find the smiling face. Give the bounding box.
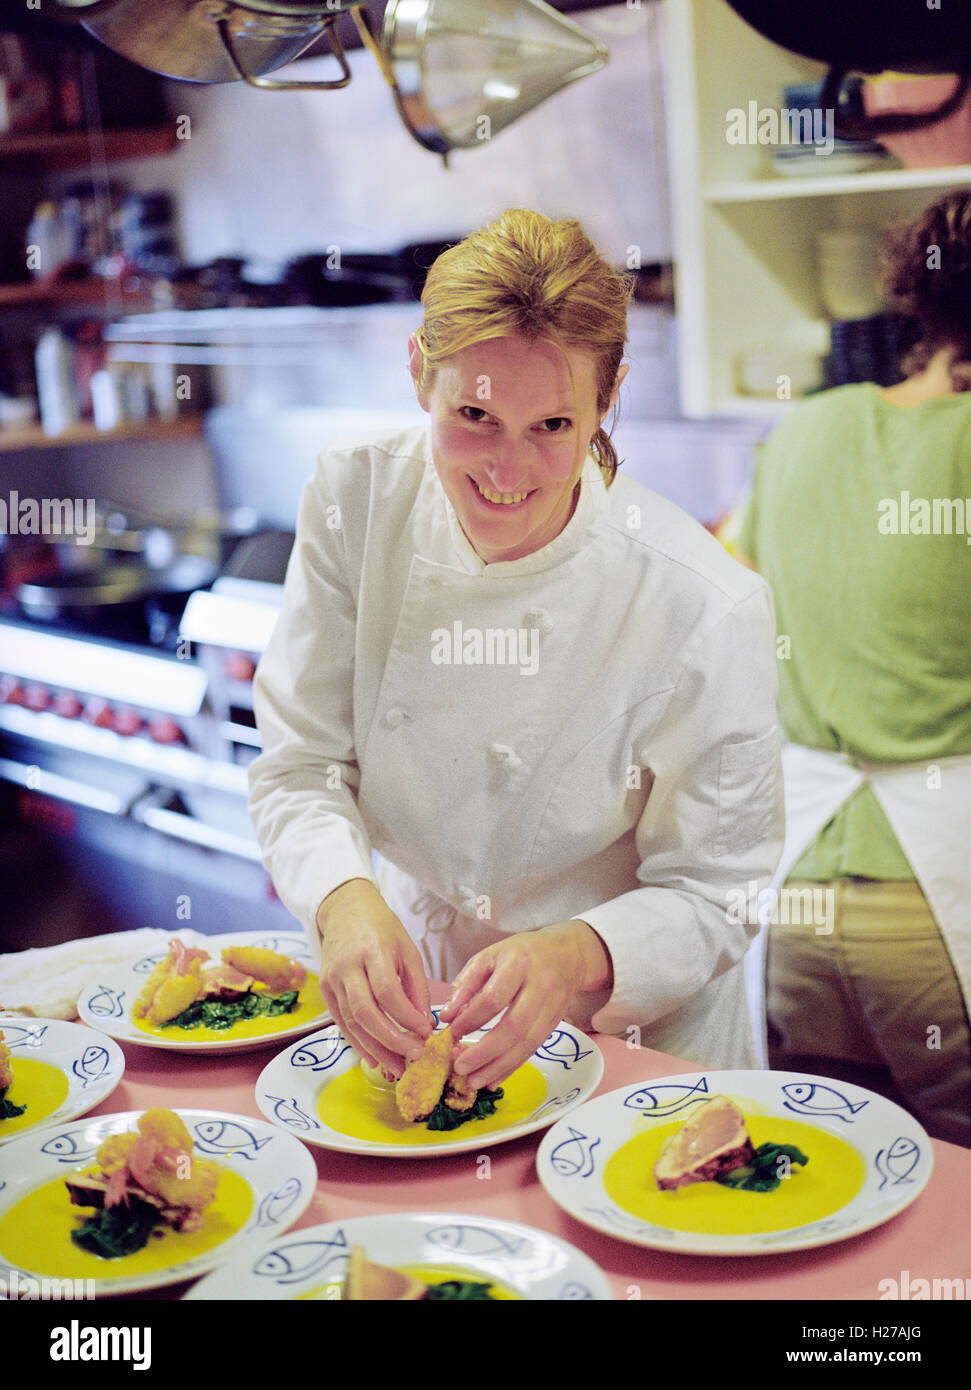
[409,333,625,564]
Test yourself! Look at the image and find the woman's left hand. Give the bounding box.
[438,921,612,1092]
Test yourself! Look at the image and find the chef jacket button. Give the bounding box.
[384,706,407,729]
[487,742,524,773]
[523,606,553,634]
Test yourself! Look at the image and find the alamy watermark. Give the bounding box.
[430,621,539,676]
[1,1268,95,1300]
[725,102,836,155]
[878,491,971,543]
[727,880,835,935]
[0,492,95,545]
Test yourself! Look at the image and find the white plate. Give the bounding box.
[255,1010,604,1158]
[77,930,328,1054]
[185,1211,613,1300]
[536,1069,934,1256]
[0,1017,124,1145]
[0,1107,318,1296]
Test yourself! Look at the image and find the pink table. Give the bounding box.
[82,999,971,1305]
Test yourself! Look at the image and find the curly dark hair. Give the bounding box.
[881,190,971,387]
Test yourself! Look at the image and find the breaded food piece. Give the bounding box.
[444,1042,477,1112]
[0,1031,12,1090]
[93,1107,219,1225]
[132,939,209,1025]
[220,945,306,993]
[395,1026,454,1122]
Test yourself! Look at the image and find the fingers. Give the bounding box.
[455,991,559,1091]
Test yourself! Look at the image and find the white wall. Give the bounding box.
[110,4,671,271]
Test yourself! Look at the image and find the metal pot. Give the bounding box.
[52,0,361,88]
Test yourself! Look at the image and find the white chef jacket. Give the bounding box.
[248,425,786,1069]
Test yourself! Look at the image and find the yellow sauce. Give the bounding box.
[301,1265,521,1300]
[0,1058,70,1137]
[0,1166,252,1279]
[317,1061,548,1145]
[132,976,326,1043]
[604,1113,866,1235]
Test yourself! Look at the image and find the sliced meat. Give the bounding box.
[654,1095,756,1190]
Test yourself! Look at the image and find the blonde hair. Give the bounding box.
[412,209,632,486]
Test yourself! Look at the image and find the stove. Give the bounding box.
[0,533,296,949]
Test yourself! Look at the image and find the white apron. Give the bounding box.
[745,743,971,1066]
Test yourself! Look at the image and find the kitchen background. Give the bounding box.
[2,0,968,949]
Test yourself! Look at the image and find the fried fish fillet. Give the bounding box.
[395,1026,455,1122]
[0,1031,12,1090]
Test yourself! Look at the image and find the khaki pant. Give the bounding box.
[766,878,971,1148]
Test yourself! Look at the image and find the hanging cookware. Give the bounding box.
[724,0,971,140]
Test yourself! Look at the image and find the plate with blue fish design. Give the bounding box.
[536,1070,934,1255]
[184,1211,613,1300]
[254,1012,604,1157]
[77,930,329,1054]
[0,1016,124,1146]
[0,1107,318,1296]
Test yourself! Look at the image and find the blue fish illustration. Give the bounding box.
[41,1131,100,1164]
[623,1076,710,1117]
[84,984,126,1018]
[426,1224,525,1259]
[874,1136,921,1188]
[254,1176,304,1229]
[533,1029,594,1070]
[549,1127,601,1179]
[253,1234,349,1286]
[558,1282,594,1300]
[290,1037,352,1073]
[71,1045,110,1088]
[0,1024,46,1049]
[781,1082,869,1123]
[134,952,168,974]
[530,1087,581,1120]
[192,1120,273,1160]
[267,1095,320,1131]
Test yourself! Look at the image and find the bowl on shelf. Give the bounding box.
[862,73,971,168]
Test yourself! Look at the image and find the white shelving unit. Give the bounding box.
[663,0,971,418]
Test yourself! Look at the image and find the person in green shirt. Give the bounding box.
[736,189,971,1146]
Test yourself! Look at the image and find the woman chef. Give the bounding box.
[248,209,785,1093]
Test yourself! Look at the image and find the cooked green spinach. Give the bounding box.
[424,1085,504,1132]
[71,1198,160,1258]
[167,989,299,1031]
[424,1279,498,1300]
[0,1086,26,1120]
[715,1142,810,1193]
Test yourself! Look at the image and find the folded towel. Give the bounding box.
[0,929,209,1020]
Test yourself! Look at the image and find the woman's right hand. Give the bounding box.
[314,878,433,1076]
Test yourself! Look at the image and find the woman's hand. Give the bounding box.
[315,878,433,1076]
[438,921,613,1092]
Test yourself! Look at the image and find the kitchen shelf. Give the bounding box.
[0,415,204,453]
[664,0,971,418]
[0,278,155,309]
[706,162,971,203]
[0,125,177,169]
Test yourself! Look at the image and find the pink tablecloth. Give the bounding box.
[83,993,971,1304]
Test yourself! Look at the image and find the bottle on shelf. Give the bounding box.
[34,328,79,437]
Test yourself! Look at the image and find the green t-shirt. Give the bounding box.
[736,383,971,880]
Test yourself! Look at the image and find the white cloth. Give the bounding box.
[248,425,785,1069]
[745,742,971,1066]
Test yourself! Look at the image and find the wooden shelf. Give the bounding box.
[0,278,155,310]
[0,125,177,169]
[0,415,204,453]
